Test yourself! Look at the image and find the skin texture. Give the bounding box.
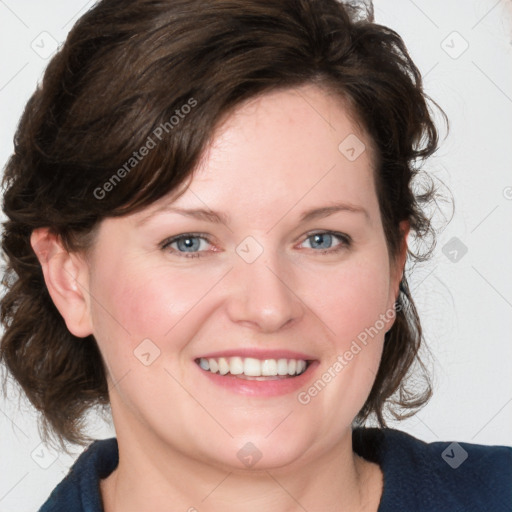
[32,84,407,511]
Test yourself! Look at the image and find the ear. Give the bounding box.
[386,220,410,315]
[393,220,410,298]
[30,228,93,338]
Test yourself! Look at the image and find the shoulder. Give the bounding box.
[38,438,118,512]
[353,427,512,512]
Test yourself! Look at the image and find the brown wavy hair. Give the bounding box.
[1,0,445,445]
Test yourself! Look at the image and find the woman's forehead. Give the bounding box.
[127,86,378,228]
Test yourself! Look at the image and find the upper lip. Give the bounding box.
[196,349,317,361]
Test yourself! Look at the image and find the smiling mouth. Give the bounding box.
[195,356,311,380]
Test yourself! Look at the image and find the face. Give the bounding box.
[81,85,403,470]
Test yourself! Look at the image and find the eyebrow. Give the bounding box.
[137,206,229,226]
[298,203,368,223]
[137,202,368,226]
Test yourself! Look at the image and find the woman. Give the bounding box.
[1,0,510,510]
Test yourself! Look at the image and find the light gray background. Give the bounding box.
[1,0,511,510]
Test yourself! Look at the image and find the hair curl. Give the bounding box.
[1,0,445,445]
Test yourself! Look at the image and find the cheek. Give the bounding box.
[297,256,392,422]
[88,259,224,354]
[310,257,393,348]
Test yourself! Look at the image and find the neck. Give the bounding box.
[102,434,382,512]
[101,402,382,512]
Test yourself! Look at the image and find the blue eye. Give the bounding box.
[161,231,350,259]
[162,234,212,257]
[300,232,350,253]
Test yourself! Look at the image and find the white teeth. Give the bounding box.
[277,359,289,376]
[198,357,309,377]
[261,359,277,376]
[218,357,230,375]
[229,356,244,375]
[244,357,261,377]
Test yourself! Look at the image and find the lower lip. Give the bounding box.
[196,361,319,397]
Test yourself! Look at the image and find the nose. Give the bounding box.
[225,252,304,333]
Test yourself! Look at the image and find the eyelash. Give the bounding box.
[160,231,352,259]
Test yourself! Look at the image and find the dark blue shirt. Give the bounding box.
[39,428,512,511]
